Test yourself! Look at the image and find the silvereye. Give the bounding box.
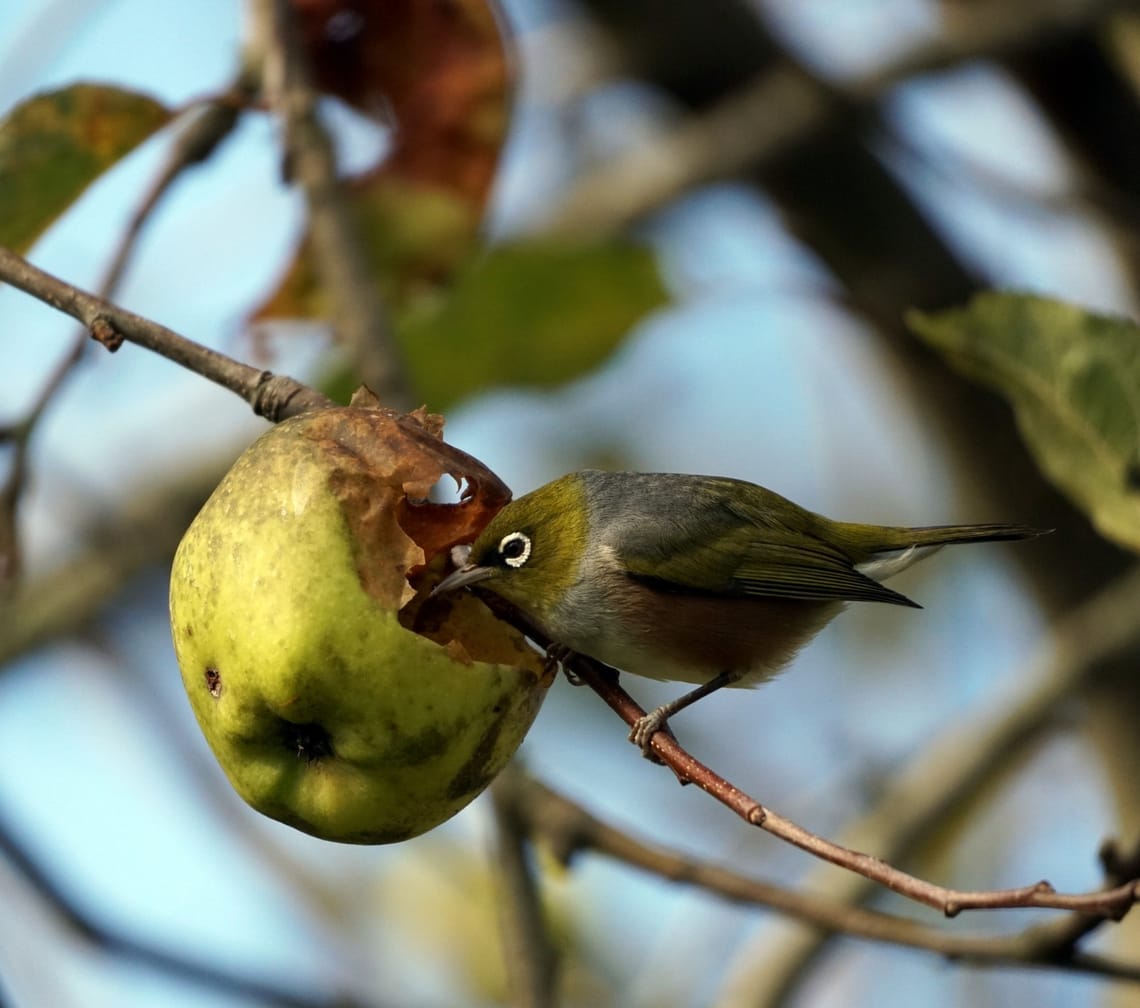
[434,470,1044,753]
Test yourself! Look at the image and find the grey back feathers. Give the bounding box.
[574,470,1043,609]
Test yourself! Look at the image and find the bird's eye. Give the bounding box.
[498,531,532,568]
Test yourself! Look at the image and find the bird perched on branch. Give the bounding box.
[435,470,1045,754]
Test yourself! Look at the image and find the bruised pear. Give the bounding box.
[169,404,549,844]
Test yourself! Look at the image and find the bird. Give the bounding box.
[432,470,1045,754]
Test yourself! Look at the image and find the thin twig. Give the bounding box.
[0,246,333,421]
[252,0,412,409]
[0,328,84,592]
[473,590,1140,920]
[98,83,250,297]
[0,85,248,594]
[496,770,1140,982]
[574,652,1137,917]
[0,801,370,1008]
[719,562,1140,1005]
[489,767,559,1008]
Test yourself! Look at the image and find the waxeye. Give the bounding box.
[498,531,531,568]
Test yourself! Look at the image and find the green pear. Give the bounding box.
[169,407,549,844]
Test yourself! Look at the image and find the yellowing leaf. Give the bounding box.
[0,84,171,253]
[252,177,478,321]
[398,241,668,409]
[907,292,1140,553]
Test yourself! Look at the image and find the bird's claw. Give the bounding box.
[544,643,582,684]
[629,709,675,762]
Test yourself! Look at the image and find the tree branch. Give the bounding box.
[720,563,1140,1004]
[0,801,370,1008]
[0,326,83,594]
[0,246,333,421]
[0,85,248,595]
[473,588,1140,921]
[251,0,412,409]
[97,82,250,297]
[489,768,559,1008]
[540,0,1140,239]
[497,770,1140,982]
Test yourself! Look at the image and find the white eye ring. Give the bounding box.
[498,531,532,568]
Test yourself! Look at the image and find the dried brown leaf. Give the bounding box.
[292,0,512,201]
[297,406,510,609]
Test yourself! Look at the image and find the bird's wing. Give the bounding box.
[615,512,919,607]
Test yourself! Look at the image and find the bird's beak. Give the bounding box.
[431,562,494,597]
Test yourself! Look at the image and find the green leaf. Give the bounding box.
[907,292,1140,553]
[0,84,171,253]
[397,241,668,410]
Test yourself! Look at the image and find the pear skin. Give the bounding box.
[169,408,548,844]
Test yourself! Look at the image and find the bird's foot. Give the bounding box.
[629,707,676,761]
[544,643,581,684]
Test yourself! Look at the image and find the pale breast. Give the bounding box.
[550,559,843,686]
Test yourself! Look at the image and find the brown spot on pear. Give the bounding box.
[169,406,548,844]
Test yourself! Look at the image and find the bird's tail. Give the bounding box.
[890,523,1048,547]
[846,523,1048,584]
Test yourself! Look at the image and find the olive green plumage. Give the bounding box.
[435,470,1044,749]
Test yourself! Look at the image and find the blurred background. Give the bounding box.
[1,0,1139,1005]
